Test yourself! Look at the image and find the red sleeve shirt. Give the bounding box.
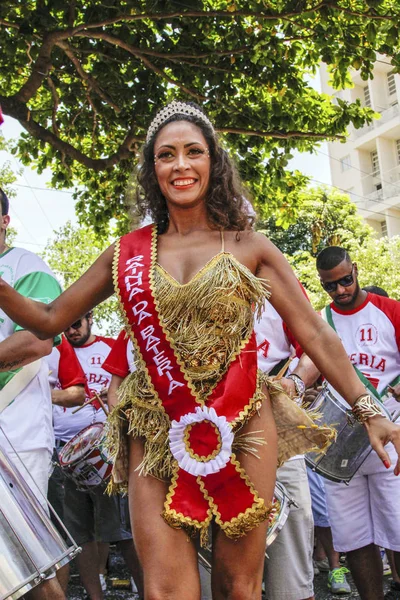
[56,336,87,389]
[102,330,130,378]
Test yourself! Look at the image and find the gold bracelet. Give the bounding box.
[351,393,384,424]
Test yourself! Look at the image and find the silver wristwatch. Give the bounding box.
[286,374,306,398]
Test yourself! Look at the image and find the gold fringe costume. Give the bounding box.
[106,227,334,540]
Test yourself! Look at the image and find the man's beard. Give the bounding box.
[69,330,91,347]
[333,282,360,308]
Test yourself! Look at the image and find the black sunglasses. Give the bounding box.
[320,266,355,293]
[65,313,91,332]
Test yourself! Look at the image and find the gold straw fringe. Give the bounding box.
[161,509,206,541]
[263,375,336,465]
[221,499,276,541]
[153,254,268,398]
[233,430,266,458]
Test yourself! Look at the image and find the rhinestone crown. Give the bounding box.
[146,101,214,143]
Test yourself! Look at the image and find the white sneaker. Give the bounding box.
[99,573,107,592]
[314,558,330,572]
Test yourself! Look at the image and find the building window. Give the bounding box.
[387,72,396,96]
[364,85,371,107]
[340,155,351,171]
[381,220,388,236]
[396,139,400,163]
[370,150,380,177]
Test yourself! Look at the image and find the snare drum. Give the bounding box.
[305,386,391,483]
[197,481,292,574]
[59,423,112,491]
[0,444,79,600]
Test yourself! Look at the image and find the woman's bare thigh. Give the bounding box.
[211,390,277,599]
[128,437,201,600]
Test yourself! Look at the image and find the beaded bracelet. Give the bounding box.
[351,393,384,424]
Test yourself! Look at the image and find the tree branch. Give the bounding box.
[47,76,60,136]
[68,5,328,32]
[0,19,19,28]
[216,127,346,140]
[0,94,141,171]
[128,46,252,60]
[68,2,399,34]
[56,40,121,112]
[76,31,208,102]
[15,33,58,104]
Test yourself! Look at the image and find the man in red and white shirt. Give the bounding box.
[316,246,400,600]
[61,312,132,600]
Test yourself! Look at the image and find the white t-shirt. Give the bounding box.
[254,301,303,460]
[325,293,400,415]
[52,336,114,441]
[0,247,62,454]
[255,301,301,374]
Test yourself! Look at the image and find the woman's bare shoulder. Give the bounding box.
[227,229,276,254]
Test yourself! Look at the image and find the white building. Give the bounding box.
[320,58,400,237]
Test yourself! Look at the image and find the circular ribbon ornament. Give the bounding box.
[169,406,234,477]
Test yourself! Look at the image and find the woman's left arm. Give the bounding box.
[254,233,400,474]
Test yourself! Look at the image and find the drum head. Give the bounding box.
[59,423,104,467]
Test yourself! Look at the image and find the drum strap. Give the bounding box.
[0,359,42,414]
[322,306,399,403]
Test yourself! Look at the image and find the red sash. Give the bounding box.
[115,224,268,537]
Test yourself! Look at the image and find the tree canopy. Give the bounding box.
[266,186,400,308]
[41,221,121,335]
[258,186,373,256]
[2,0,399,233]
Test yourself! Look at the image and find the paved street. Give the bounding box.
[66,547,394,599]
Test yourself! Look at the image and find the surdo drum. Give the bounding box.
[305,386,392,483]
[0,444,79,600]
[59,423,112,491]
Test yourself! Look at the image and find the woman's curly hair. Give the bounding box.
[134,103,254,233]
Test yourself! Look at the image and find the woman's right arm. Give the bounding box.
[0,244,115,339]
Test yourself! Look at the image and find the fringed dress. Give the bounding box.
[106,225,333,542]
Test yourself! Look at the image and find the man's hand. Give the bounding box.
[303,385,323,407]
[388,383,400,401]
[51,385,85,408]
[279,377,296,398]
[98,387,109,402]
[365,416,400,476]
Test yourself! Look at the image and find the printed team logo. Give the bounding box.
[89,353,105,367]
[257,338,270,358]
[356,323,378,346]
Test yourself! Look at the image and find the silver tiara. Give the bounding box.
[146,101,214,143]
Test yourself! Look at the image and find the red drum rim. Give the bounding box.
[59,423,104,467]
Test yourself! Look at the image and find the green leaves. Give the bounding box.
[1,0,400,232]
[41,221,123,335]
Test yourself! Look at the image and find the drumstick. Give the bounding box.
[275,357,293,380]
[71,392,109,416]
[93,391,109,417]
[71,396,97,414]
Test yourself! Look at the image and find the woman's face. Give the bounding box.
[153,120,210,210]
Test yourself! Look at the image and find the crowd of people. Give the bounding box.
[0,100,400,600]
